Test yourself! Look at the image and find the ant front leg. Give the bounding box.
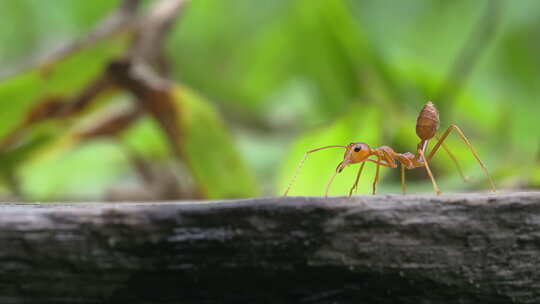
[428,125,496,192]
[348,161,366,198]
[324,166,340,198]
[349,159,393,197]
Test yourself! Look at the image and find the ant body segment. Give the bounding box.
[283,101,496,197]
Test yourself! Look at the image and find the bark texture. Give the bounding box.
[0,192,539,303]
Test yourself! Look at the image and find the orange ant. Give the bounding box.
[283,101,496,197]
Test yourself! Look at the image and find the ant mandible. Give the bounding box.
[283,101,496,197]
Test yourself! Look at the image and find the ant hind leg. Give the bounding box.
[372,156,382,195]
[428,125,496,192]
[435,135,469,182]
[418,148,442,195]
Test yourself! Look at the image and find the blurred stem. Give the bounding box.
[1,0,142,78]
[117,140,154,185]
[129,0,189,76]
[106,0,191,162]
[4,171,23,199]
[536,139,540,162]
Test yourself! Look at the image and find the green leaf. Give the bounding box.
[0,34,129,198]
[174,85,259,199]
[0,34,128,139]
[20,139,127,200]
[17,99,166,201]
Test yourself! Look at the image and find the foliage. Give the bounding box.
[0,0,538,200]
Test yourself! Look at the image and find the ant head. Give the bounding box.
[346,142,372,163]
[336,142,372,172]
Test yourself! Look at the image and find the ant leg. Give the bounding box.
[418,147,442,195]
[348,161,366,198]
[324,170,339,198]
[428,125,496,192]
[364,158,393,195]
[435,135,469,182]
[372,156,382,195]
[400,164,407,194]
[366,159,392,167]
[283,145,347,196]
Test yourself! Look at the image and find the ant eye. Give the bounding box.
[354,146,362,152]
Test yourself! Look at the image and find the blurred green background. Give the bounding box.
[0,0,538,201]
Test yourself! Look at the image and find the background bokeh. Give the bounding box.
[0,0,539,201]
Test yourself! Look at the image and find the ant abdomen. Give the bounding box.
[416,101,439,141]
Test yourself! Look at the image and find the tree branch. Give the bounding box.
[0,0,142,78]
[0,192,538,303]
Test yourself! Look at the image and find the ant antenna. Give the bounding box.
[283,145,347,196]
[325,161,347,198]
[324,170,339,198]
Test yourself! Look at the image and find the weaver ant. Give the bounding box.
[283,101,496,197]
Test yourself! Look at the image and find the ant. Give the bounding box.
[283,101,496,197]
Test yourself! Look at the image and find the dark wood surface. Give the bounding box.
[1,192,539,303]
